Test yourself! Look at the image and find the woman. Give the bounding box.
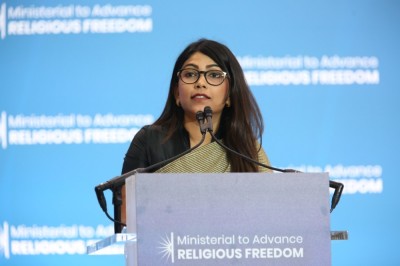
[119,39,271,226]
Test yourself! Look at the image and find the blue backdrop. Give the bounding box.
[1,0,399,265]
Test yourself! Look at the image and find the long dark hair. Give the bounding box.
[154,39,264,172]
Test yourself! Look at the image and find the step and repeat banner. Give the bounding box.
[1,0,399,265]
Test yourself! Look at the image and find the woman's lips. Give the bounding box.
[191,94,210,99]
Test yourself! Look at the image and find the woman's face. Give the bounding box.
[175,52,229,121]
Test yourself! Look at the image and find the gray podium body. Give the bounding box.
[124,172,331,266]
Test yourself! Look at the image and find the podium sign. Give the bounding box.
[126,172,331,265]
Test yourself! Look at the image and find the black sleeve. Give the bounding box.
[121,125,190,174]
[121,126,150,174]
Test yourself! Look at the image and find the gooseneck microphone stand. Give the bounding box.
[96,112,207,233]
[203,106,344,213]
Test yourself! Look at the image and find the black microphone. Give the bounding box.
[94,168,140,229]
[202,106,344,212]
[95,111,207,225]
[197,110,208,135]
[329,180,344,213]
[204,106,213,133]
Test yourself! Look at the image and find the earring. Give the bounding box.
[225,98,231,107]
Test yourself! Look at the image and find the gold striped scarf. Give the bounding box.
[155,142,271,173]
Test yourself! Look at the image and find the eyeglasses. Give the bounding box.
[177,68,228,86]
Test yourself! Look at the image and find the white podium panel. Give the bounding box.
[125,172,331,266]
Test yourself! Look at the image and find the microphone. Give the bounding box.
[202,106,344,213]
[197,110,208,135]
[329,180,344,212]
[95,111,208,225]
[204,106,213,133]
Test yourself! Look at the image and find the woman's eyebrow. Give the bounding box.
[182,63,220,69]
[182,63,199,69]
[206,63,220,69]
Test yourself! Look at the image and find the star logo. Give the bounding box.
[158,232,174,263]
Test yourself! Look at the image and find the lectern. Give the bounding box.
[88,172,347,265]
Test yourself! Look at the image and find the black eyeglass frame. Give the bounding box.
[177,68,229,86]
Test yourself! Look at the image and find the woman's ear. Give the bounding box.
[225,97,231,107]
[174,87,180,107]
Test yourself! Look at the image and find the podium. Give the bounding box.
[88,172,347,265]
